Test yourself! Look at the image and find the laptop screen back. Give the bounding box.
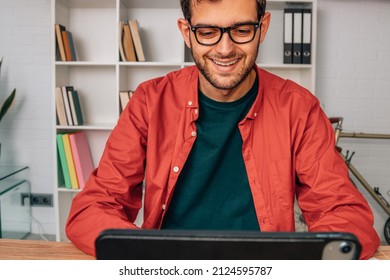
[95,229,361,260]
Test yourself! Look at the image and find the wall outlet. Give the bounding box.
[21,193,53,207]
[31,193,53,207]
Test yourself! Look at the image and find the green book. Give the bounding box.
[69,90,84,125]
[57,149,65,187]
[56,133,71,189]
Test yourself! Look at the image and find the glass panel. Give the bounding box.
[0,180,31,239]
[0,166,28,181]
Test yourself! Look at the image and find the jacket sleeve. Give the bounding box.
[65,89,148,256]
[295,98,380,260]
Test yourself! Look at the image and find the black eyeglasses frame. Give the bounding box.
[188,21,261,46]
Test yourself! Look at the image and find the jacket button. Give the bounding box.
[188,101,193,106]
[173,166,180,172]
[191,131,197,137]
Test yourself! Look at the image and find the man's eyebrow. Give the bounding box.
[231,20,259,26]
[191,20,258,28]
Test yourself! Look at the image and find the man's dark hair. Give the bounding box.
[180,0,266,21]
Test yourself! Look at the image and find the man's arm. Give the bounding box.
[295,100,380,260]
[65,90,148,256]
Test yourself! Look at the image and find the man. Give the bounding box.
[66,0,380,259]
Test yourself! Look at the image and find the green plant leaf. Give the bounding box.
[0,89,16,122]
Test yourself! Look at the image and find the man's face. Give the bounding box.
[183,0,266,93]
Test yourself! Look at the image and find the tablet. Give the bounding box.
[95,229,361,260]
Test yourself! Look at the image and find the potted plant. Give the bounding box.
[0,57,16,160]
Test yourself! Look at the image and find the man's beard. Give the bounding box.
[190,41,259,91]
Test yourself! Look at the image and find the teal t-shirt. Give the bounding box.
[161,77,260,231]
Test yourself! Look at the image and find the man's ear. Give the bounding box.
[178,18,191,49]
[259,12,271,43]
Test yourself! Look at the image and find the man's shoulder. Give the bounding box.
[139,66,198,89]
[257,67,317,104]
[131,66,198,110]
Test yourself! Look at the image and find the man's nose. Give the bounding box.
[214,32,235,54]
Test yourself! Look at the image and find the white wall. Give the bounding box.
[0,0,54,235]
[316,0,390,243]
[0,0,389,244]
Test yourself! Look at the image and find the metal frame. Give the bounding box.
[330,117,390,244]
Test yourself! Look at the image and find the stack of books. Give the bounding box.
[55,86,84,126]
[56,131,94,190]
[55,23,78,62]
[118,19,145,62]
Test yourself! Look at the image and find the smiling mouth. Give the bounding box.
[212,58,240,67]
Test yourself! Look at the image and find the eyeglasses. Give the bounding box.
[189,21,260,46]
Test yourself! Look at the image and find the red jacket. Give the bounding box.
[66,66,380,259]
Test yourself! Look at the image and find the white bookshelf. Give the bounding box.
[51,0,317,241]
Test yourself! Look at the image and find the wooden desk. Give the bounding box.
[372,245,390,260]
[0,239,389,260]
[0,239,94,260]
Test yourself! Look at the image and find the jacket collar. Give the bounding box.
[183,65,264,121]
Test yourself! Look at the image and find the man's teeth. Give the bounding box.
[213,59,238,66]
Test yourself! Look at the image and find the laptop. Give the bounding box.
[95,229,361,260]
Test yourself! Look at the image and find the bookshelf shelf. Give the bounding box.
[260,64,313,69]
[56,124,115,131]
[58,188,80,193]
[119,62,184,67]
[55,62,117,66]
[52,0,317,241]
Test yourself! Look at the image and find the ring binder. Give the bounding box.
[283,9,293,64]
[292,9,303,64]
[302,9,312,64]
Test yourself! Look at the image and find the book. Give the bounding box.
[61,86,74,125]
[69,131,94,189]
[68,90,84,126]
[129,19,145,62]
[119,91,130,112]
[55,24,67,61]
[55,35,61,61]
[123,22,137,62]
[57,149,65,187]
[56,133,71,189]
[62,30,73,61]
[62,30,77,61]
[62,133,79,189]
[68,90,78,125]
[67,30,77,61]
[302,9,312,64]
[118,21,127,62]
[55,86,68,126]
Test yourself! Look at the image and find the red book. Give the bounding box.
[69,131,94,189]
